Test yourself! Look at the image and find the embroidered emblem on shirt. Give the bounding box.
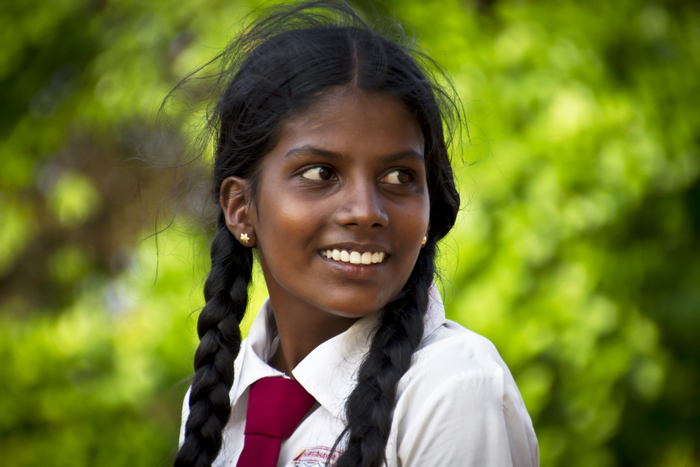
[292,446,342,466]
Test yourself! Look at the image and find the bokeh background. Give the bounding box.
[1,0,699,465]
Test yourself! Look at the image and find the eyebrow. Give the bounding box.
[284,145,425,163]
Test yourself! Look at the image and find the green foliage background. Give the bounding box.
[1,0,698,465]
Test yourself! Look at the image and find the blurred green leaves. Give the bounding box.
[0,0,698,466]
[47,171,102,228]
[0,224,203,466]
[0,195,35,274]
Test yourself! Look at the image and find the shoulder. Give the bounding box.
[393,321,509,429]
[397,320,529,425]
[407,319,510,391]
[390,320,539,466]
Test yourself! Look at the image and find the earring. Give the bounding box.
[240,233,250,244]
[421,236,427,246]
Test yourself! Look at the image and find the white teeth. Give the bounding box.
[324,249,386,264]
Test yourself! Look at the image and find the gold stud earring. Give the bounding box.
[421,236,427,246]
[240,233,250,244]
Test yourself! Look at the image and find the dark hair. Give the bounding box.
[173,1,461,466]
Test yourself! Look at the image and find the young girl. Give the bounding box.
[174,2,538,466]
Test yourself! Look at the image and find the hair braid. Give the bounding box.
[333,242,437,467]
[175,212,253,467]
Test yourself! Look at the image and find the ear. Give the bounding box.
[219,176,256,247]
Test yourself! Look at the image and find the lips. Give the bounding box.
[321,249,386,265]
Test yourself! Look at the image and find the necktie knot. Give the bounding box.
[237,377,316,467]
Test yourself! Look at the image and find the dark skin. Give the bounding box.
[220,87,430,375]
[266,301,357,375]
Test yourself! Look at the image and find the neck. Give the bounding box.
[267,303,360,376]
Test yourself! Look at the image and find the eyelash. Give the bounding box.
[300,166,337,181]
[299,166,414,185]
[381,169,413,185]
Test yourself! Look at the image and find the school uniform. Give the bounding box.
[180,283,539,467]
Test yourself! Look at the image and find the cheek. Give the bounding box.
[254,191,324,255]
[396,197,430,234]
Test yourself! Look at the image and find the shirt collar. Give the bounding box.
[230,282,447,420]
[230,303,287,408]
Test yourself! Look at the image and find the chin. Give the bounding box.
[330,308,382,319]
[322,294,393,319]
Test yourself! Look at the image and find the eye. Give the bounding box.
[381,169,412,185]
[301,166,335,181]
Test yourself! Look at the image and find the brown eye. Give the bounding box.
[381,170,411,185]
[301,166,335,181]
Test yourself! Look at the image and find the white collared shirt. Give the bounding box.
[180,285,539,467]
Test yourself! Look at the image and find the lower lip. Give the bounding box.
[320,254,387,281]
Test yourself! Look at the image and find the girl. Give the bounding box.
[174,1,538,466]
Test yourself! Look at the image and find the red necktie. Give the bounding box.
[236,377,316,467]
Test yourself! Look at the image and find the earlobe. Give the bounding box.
[219,176,256,247]
[421,225,430,248]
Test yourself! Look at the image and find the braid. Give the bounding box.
[333,242,437,467]
[175,212,253,467]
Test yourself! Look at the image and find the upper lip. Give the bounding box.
[320,242,389,254]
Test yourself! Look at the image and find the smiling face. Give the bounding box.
[249,86,430,322]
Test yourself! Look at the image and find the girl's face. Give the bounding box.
[251,87,430,320]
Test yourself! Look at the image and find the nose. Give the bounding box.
[335,177,389,229]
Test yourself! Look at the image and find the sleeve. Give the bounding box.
[397,367,539,467]
[179,387,191,448]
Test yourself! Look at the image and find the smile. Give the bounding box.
[321,249,386,265]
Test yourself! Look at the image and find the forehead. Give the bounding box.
[275,86,424,156]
